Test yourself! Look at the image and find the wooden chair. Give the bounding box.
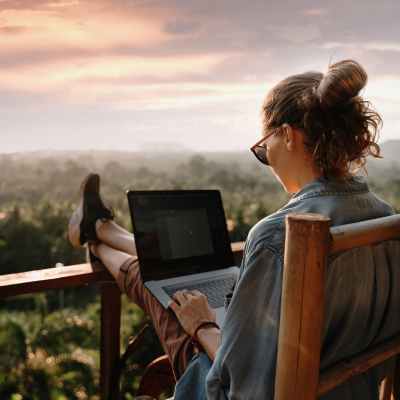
[275,213,400,400]
[136,213,400,399]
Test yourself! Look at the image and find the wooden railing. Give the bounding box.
[0,242,245,400]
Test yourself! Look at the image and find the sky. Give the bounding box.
[1,0,399,153]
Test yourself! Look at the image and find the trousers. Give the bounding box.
[115,256,196,379]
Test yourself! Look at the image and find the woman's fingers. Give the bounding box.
[172,289,208,310]
[169,289,215,336]
[173,290,189,305]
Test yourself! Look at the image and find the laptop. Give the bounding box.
[126,190,240,326]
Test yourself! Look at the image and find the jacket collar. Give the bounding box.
[290,175,369,203]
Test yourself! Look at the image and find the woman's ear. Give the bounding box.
[283,124,295,151]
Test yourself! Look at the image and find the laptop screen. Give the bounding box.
[127,190,234,281]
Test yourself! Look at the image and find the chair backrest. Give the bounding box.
[274,213,400,400]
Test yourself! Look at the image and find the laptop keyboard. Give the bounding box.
[163,276,236,308]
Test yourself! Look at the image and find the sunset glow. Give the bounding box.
[1,0,399,152]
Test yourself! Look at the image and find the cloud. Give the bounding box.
[1,0,400,152]
[0,1,174,71]
[303,8,328,16]
[0,24,27,34]
[100,81,268,112]
[0,0,80,11]
[163,18,200,35]
[268,24,321,44]
[0,0,46,11]
[322,41,400,52]
[0,52,230,93]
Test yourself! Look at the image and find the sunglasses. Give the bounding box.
[250,127,280,165]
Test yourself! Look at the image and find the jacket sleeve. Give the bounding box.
[206,244,283,399]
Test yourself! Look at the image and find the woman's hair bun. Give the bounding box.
[316,59,368,109]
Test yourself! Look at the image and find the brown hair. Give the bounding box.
[261,59,382,177]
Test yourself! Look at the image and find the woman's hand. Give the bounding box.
[169,289,216,337]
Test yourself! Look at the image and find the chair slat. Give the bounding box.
[330,214,400,254]
[274,213,331,400]
[318,335,400,395]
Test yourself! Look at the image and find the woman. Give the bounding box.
[68,59,395,399]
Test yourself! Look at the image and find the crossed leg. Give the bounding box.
[91,220,195,379]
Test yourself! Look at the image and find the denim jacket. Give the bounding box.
[175,176,398,400]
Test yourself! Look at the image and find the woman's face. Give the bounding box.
[264,127,292,187]
[253,123,318,194]
[264,128,285,167]
[251,124,292,189]
[268,125,323,193]
[250,126,280,165]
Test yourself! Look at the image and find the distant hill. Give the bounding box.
[380,140,400,163]
[1,139,399,179]
[0,149,265,175]
[364,140,400,180]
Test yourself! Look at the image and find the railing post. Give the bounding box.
[100,282,121,400]
[231,241,244,266]
[274,213,331,400]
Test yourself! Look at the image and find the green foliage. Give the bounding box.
[1,151,399,398]
[56,359,96,399]
[21,367,52,400]
[31,311,97,354]
[0,203,84,275]
[0,320,27,369]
